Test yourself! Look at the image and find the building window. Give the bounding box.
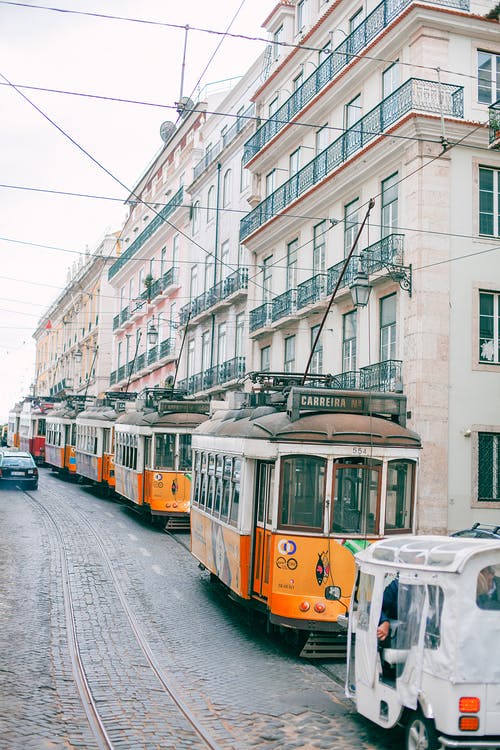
[381,173,399,237]
[479,291,500,363]
[289,148,300,177]
[380,294,397,361]
[268,96,279,118]
[201,331,210,373]
[315,123,329,154]
[192,200,200,234]
[160,247,167,277]
[287,239,298,288]
[345,94,362,128]
[187,339,195,378]
[382,61,400,99]
[272,25,283,61]
[207,185,215,222]
[235,313,245,357]
[204,255,213,292]
[344,198,359,257]
[478,432,500,501]
[297,0,305,32]
[293,71,303,91]
[478,51,500,105]
[262,256,273,302]
[349,8,363,32]
[310,325,323,373]
[265,170,276,197]
[240,158,250,191]
[221,240,230,280]
[313,221,326,274]
[169,302,176,341]
[343,311,357,372]
[223,169,232,207]
[217,322,226,365]
[284,335,296,373]
[172,235,179,268]
[238,243,246,269]
[260,345,271,372]
[479,167,500,236]
[190,265,198,299]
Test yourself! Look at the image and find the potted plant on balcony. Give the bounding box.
[143,274,154,303]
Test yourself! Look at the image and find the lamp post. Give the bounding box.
[349,258,372,307]
[147,318,159,347]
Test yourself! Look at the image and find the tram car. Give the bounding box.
[7,402,22,448]
[75,392,136,493]
[19,398,57,464]
[190,373,422,655]
[45,396,88,477]
[114,388,209,529]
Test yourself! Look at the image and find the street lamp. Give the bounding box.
[147,318,159,346]
[74,348,83,362]
[349,261,371,307]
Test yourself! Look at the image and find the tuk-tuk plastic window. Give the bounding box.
[280,455,325,530]
[424,585,444,649]
[356,571,375,631]
[385,460,414,532]
[476,564,500,610]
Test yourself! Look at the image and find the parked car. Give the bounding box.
[451,522,500,540]
[0,450,38,489]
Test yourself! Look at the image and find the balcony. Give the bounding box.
[108,187,183,280]
[159,337,175,359]
[489,100,500,150]
[243,0,468,165]
[297,274,327,309]
[327,234,405,295]
[272,289,296,322]
[179,357,246,395]
[329,360,402,392]
[249,302,272,333]
[193,104,255,181]
[145,267,179,305]
[240,78,464,241]
[179,268,248,325]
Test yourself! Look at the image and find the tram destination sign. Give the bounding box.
[287,387,406,423]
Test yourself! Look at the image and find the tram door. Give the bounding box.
[252,461,275,600]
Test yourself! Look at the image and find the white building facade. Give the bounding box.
[239,0,500,532]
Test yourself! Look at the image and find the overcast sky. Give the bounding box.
[0,0,274,421]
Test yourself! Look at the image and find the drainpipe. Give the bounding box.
[209,162,222,374]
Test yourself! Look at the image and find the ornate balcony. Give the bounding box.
[147,347,158,366]
[272,289,296,322]
[159,337,175,359]
[180,357,246,395]
[243,0,468,164]
[327,234,405,295]
[179,268,248,325]
[240,78,464,241]
[297,274,327,309]
[108,187,183,280]
[249,302,272,333]
[360,359,402,391]
[110,370,117,386]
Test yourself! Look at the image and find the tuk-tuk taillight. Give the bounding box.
[459,697,480,713]
[458,716,479,731]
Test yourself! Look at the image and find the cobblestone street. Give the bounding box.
[0,469,404,749]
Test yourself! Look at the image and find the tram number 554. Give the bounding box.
[352,446,368,455]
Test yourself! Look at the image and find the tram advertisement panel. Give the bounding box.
[115,465,142,505]
[191,511,251,599]
[46,444,64,469]
[77,452,101,482]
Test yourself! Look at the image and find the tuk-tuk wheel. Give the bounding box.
[405,710,439,750]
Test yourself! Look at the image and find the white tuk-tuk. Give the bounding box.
[345,535,500,749]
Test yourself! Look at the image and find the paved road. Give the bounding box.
[0,469,404,749]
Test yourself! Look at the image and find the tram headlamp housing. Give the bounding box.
[325,585,341,601]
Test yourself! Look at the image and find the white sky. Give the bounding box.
[0,0,274,422]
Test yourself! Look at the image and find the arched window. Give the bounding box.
[207,185,215,222]
[223,169,232,207]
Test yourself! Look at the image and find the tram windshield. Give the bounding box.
[280,455,325,530]
[332,463,380,535]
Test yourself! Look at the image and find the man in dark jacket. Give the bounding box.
[377,577,399,641]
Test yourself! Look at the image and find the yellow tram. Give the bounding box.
[7,402,22,448]
[190,374,421,653]
[113,389,209,529]
[46,396,88,477]
[75,392,136,492]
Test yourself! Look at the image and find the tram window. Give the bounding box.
[38,419,46,437]
[229,482,240,525]
[221,480,231,521]
[214,478,223,515]
[332,465,380,535]
[179,435,192,470]
[202,452,208,472]
[216,455,223,478]
[71,423,76,446]
[208,454,216,475]
[280,456,326,530]
[103,429,110,453]
[200,474,208,507]
[195,451,201,472]
[385,460,414,532]
[155,434,175,469]
[193,473,201,505]
[207,476,215,511]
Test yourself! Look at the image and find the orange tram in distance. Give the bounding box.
[113,388,209,529]
[190,373,422,656]
[7,402,22,448]
[19,398,56,464]
[45,396,89,478]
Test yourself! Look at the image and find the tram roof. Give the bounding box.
[115,409,209,429]
[196,407,421,447]
[356,535,500,573]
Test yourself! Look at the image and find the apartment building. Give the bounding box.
[33,233,118,398]
[176,60,263,397]
[239,0,500,532]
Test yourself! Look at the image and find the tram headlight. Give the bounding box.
[299,601,310,612]
[325,585,341,601]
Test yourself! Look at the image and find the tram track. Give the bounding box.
[24,488,225,750]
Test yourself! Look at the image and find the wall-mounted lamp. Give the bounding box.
[349,261,371,307]
[147,319,159,346]
[349,252,412,308]
[74,349,83,362]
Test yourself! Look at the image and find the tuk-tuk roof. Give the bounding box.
[355,534,500,573]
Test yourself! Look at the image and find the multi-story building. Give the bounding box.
[176,61,262,397]
[33,233,118,398]
[239,0,500,532]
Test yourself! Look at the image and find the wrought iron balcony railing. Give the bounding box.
[110,370,117,386]
[272,289,296,322]
[249,302,272,333]
[489,100,500,148]
[180,357,246,395]
[147,347,158,366]
[179,268,248,325]
[108,187,184,280]
[297,273,327,309]
[327,234,405,294]
[193,104,255,181]
[243,0,468,164]
[240,79,464,240]
[329,360,402,392]
[159,337,175,359]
